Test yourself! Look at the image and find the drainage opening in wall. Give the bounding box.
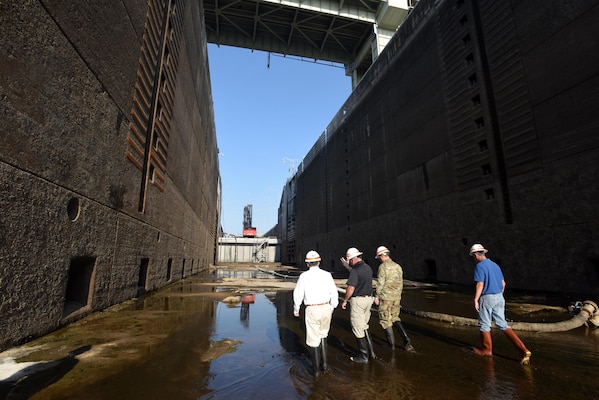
[425,259,437,282]
[67,197,80,221]
[138,258,149,297]
[166,258,173,281]
[63,256,96,318]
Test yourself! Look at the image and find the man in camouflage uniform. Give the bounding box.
[373,246,415,352]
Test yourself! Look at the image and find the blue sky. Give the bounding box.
[208,44,352,236]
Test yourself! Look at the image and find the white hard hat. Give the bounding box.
[346,247,363,261]
[375,246,390,259]
[469,243,488,256]
[305,250,321,263]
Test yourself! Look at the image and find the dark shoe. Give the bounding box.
[350,337,369,364]
[309,345,321,377]
[384,327,395,349]
[472,331,493,357]
[393,321,415,352]
[503,328,531,364]
[364,329,377,360]
[320,338,330,373]
[403,342,415,352]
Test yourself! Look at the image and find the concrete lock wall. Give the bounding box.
[0,1,220,348]
[289,0,599,295]
[218,238,281,263]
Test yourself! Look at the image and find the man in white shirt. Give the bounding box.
[293,250,340,377]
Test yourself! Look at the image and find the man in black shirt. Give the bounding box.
[341,247,376,363]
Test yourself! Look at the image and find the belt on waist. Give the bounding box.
[306,302,329,306]
[353,295,372,298]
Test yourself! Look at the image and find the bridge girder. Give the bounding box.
[203,0,416,84]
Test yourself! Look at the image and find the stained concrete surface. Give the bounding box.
[1,267,598,400]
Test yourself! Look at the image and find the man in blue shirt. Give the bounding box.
[470,243,532,364]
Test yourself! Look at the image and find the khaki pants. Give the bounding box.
[305,304,333,347]
[349,296,373,338]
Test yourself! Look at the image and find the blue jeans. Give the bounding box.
[478,293,510,332]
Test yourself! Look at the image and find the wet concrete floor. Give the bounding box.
[1,268,598,400]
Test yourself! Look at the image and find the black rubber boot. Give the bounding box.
[393,321,415,352]
[350,338,369,364]
[320,338,331,373]
[309,345,321,377]
[384,327,396,349]
[364,329,377,360]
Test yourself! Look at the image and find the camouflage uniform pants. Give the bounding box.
[378,299,401,329]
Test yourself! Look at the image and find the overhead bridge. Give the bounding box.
[203,0,418,87]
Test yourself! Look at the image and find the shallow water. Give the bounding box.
[1,272,598,400]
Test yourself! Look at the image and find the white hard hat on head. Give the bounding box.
[346,247,363,261]
[375,246,390,259]
[469,243,488,256]
[305,250,321,263]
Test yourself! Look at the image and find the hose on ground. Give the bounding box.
[402,300,599,332]
[338,285,598,333]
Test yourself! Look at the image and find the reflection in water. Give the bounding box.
[202,288,599,400]
[2,276,598,400]
[202,291,304,399]
[239,293,254,328]
[479,358,503,400]
[240,303,250,327]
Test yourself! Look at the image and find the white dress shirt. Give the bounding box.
[293,266,339,314]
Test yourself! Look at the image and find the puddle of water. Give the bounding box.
[1,274,598,399]
[212,267,301,280]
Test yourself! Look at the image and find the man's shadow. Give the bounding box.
[0,345,91,400]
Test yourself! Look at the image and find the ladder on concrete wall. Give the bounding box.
[253,241,268,263]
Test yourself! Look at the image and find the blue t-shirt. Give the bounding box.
[473,258,504,295]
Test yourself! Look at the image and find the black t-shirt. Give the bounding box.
[347,261,373,297]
